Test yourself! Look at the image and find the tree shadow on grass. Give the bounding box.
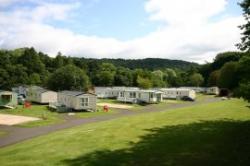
[61,120,250,166]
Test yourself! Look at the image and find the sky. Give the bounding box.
[0,0,244,63]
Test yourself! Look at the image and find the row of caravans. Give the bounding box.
[180,87,220,95]
[95,87,139,98]
[94,86,220,104]
[117,89,163,104]
[95,87,164,104]
[95,87,196,104]
[3,86,220,110]
[11,86,97,111]
[158,88,196,100]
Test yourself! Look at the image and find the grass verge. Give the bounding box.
[0,99,249,166]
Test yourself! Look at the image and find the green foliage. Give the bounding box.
[93,63,116,86]
[239,82,250,102]
[0,48,200,90]
[98,58,198,70]
[237,55,250,82]
[163,68,178,87]
[137,76,152,89]
[189,73,204,87]
[212,52,244,70]
[237,55,250,101]
[114,67,133,86]
[237,0,250,51]
[0,69,9,89]
[0,47,248,97]
[47,65,90,91]
[218,62,239,89]
[151,70,165,87]
[208,70,220,86]
[29,73,42,85]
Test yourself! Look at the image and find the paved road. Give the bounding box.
[0,98,221,148]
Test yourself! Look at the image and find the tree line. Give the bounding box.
[0,47,204,91]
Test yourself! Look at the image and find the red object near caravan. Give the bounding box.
[103,105,109,112]
[24,101,31,108]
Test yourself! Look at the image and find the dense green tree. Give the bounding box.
[18,47,46,75]
[237,0,250,51]
[137,76,152,89]
[47,65,89,91]
[53,53,64,69]
[96,71,115,86]
[0,69,9,89]
[237,54,250,82]
[218,62,239,89]
[29,73,42,85]
[212,52,244,70]
[93,63,116,86]
[208,70,220,86]
[132,69,151,87]
[237,55,250,101]
[114,67,133,86]
[163,68,177,87]
[152,70,165,87]
[7,64,29,88]
[239,82,250,102]
[189,73,204,87]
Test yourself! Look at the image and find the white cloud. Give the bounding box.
[145,0,227,25]
[0,0,244,63]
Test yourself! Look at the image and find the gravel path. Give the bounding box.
[0,98,221,148]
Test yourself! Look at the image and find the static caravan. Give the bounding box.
[117,89,163,104]
[95,87,112,98]
[0,91,18,109]
[95,87,139,99]
[206,87,219,95]
[26,86,57,104]
[58,91,97,111]
[160,88,196,100]
[12,86,28,97]
[180,87,207,93]
[138,90,163,103]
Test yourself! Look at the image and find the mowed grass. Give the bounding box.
[196,93,216,101]
[0,105,119,127]
[0,99,250,166]
[75,106,118,118]
[97,98,143,110]
[0,105,63,127]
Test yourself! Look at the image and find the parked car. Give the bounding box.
[181,96,195,102]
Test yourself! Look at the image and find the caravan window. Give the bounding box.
[81,98,89,107]
[120,92,124,97]
[150,93,154,98]
[129,92,136,98]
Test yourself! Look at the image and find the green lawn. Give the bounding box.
[0,105,64,127]
[97,98,121,104]
[0,99,250,166]
[97,98,143,110]
[196,93,216,101]
[0,105,120,127]
[75,106,118,118]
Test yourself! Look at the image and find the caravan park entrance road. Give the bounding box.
[0,98,220,148]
